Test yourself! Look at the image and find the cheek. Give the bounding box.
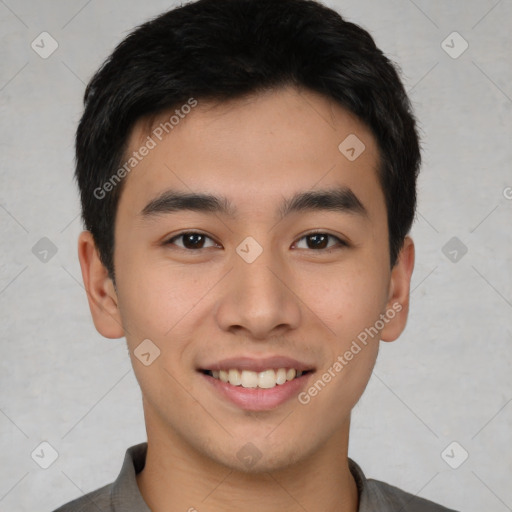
[115,249,206,338]
[303,262,389,334]
[296,337,379,447]
[116,267,197,395]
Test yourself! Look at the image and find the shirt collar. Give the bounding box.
[111,443,151,512]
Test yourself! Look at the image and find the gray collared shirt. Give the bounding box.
[54,443,458,511]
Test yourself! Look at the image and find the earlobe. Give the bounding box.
[77,231,125,339]
[380,236,415,342]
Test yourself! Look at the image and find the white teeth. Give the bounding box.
[228,369,241,386]
[258,369,277,389]
[275,368,287,385]
[240,370,259,388]
[209,367,306,388]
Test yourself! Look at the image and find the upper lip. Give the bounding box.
[199,356,315,373]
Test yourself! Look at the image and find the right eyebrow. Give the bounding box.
[141,190,238,218]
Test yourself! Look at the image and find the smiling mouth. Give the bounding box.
[200,368,313,389]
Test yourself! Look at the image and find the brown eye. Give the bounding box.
[164,231,347,252]
[294,233,347,250]
[166,232,217,250]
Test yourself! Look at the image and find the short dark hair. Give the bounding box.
[75,0,421,279]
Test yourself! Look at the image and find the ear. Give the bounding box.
[380,236,415,342]
[77,230,125,339]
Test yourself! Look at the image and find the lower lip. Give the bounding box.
[200,372,313,411]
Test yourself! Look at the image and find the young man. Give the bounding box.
[56,0,457,510]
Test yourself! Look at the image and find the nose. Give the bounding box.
[214,244,302,340]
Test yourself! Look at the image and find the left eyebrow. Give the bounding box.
[277,187,368,220]
[140,186,368,220]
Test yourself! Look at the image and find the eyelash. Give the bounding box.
[164,231,349,252]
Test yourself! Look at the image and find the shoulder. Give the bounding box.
[52,482,113,512]
[348,458,458,512]
[53,442,149,512]
[365,478,459,512]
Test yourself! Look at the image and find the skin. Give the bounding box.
[78,86,415,512]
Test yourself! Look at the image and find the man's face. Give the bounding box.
[93,87,410,472]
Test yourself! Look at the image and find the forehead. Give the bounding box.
[117,86,385,222]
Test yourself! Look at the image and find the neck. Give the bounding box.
[137,407,358,512]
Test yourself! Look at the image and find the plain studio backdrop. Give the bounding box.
[0,1,511,511]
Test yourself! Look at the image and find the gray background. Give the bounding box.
[0,0,511,510]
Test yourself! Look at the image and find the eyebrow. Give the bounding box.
[141,186,368,220]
